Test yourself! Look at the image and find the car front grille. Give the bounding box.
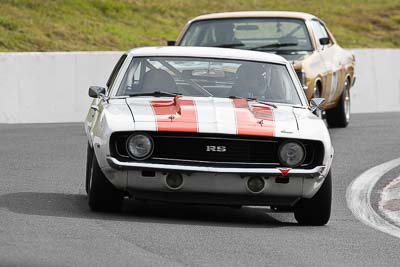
[110,132,324,169]
[153,135,279,164]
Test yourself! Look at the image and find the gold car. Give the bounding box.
[171,11,356,127]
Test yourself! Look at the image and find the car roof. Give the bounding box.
[189,11,317,22]
[127,46,288,65]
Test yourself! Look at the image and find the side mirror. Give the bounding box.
[167,40,176,46]
[303,85,308,93]
[319,37,330,46]
[89,86,106,98]
[310,98,325,112]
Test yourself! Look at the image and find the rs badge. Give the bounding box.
[206,146,227,152]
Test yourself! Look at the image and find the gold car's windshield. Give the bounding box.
[116,56,302,106]
[180,18,313,52]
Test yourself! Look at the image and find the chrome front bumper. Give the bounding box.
[106,156,326,178]
[103,157,328,201]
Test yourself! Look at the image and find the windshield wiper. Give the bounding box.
[229,96,277,109]
[211,43,245,48]
[128,91,181,97]
[250,42,298,51]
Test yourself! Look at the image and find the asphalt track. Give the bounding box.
[1,112,400,267]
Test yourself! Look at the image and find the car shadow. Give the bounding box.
[0,192,298,228]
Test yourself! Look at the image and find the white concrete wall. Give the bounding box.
[351,49,400,114]
[0,52,122,123]
[0,49,398,123]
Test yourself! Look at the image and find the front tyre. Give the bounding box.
[326,79,350,128]
[294,171,332,226]
[87,148,123,212]
[85,143,93,195]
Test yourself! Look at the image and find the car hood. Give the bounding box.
[268,51,311,65]
[125,96,307,138]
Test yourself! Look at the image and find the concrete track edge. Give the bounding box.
[346,157,400,239]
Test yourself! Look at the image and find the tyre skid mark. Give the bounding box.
[346,157,400,239]
[379,176,400,225]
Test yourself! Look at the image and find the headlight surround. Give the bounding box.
[278,141,306,168]
[126,133,154,160]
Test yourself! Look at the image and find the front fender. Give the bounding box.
[91,99,135,169]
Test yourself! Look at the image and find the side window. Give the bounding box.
[310,20,330,49]
[318,22,330,39]
[106,54,127,91]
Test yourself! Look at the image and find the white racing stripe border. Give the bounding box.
[126,98,157,131]
[346,157,400,239]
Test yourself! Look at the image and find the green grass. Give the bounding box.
[0,0,399,51]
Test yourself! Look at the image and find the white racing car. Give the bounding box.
[85,46,334,225]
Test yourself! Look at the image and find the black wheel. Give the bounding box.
[294,171,332,226]
[85,143,93,195]
[326,79,350,128]
[87,148,123,212]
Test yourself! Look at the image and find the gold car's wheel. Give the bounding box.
[344,82,350,122]
[313,84,320,98]
[326,78,350,128]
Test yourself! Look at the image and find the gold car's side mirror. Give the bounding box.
[319,37,330,46]
[167,40,176,46]
[310,98,325,112]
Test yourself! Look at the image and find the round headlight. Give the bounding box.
[278,141,306,167]
[126,133,154,160]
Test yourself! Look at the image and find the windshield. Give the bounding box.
[116,56,302,105]
[180,18,313,52]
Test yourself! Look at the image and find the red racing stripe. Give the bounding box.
[150,96,198,133]
[232,98,275,137]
